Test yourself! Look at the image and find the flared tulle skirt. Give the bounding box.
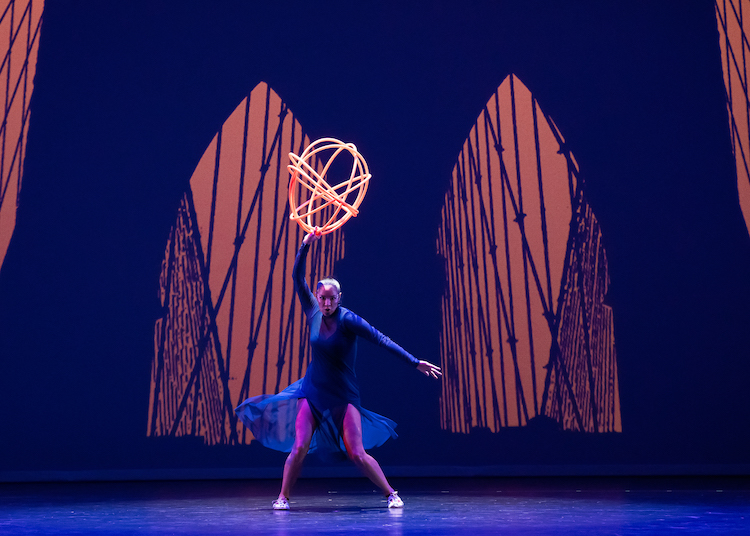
[234,379,397,453]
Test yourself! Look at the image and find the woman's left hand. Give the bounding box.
[416,360,442,379]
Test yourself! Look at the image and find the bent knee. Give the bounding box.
[290,442,310,459]
[347,450,368,466]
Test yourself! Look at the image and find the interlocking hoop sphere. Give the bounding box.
[288,138,371,235]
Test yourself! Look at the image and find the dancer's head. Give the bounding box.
[316,278,341,316]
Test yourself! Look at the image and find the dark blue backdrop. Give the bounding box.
[1,0,749,479]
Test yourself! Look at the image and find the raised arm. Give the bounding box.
[342,311,442,379]
[293,233,318,316]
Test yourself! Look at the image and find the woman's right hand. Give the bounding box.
[303,227,322,246]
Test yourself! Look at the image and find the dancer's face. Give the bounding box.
[316,284,341,316]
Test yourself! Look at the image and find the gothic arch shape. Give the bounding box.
[147,82,344,445]
[716,0,750,236]
[437,74,621,433]
[0,0,44,270]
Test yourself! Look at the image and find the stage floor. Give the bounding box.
[1,476,749,535]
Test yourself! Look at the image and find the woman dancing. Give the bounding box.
[235,229,441,510]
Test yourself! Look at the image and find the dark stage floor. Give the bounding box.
[1,476,749,535]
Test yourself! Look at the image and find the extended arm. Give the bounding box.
[342,311,442,379]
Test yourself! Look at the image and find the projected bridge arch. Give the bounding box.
[0,0,44,270]
[147,82,344,445]
[438,74,621,434]
[716,0,750,236]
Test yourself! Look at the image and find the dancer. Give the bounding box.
[235,229,441,510]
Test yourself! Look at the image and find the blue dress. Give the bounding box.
[235,243,419,453]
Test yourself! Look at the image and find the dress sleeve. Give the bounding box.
[342,311,420,367]
[293,243,316,316]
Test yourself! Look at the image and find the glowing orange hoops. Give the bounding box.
[288,138,371,235]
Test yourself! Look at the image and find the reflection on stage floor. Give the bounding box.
[1,476,749,535]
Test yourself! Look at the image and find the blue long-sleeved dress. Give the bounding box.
[234,242,419,453]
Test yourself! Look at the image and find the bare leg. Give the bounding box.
[342,404,395,496]
[279,398,316,500]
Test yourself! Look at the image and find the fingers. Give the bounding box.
[303,227,323,245]
[427,367,442,379]
[419,361,442,379]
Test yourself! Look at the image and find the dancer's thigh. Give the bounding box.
[342,404,365,457]
[293,398,316,450]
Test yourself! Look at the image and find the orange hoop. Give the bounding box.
[288,138,371,235]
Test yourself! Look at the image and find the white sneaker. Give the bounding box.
[272,497,290,510]
[387,491,403,508]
